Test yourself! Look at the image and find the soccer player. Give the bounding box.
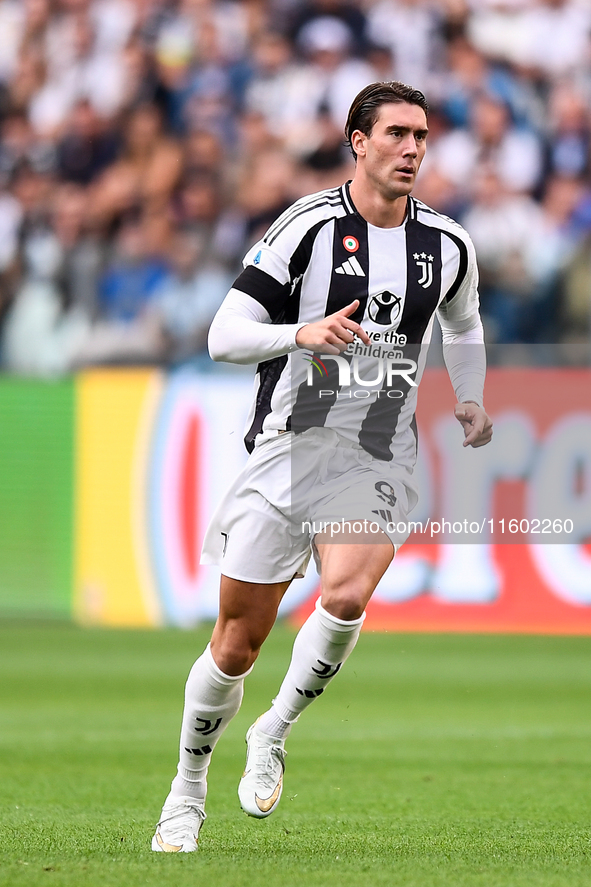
[152,81,493,852]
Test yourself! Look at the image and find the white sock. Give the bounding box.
[169,643,251,805]
[257,599,365,738]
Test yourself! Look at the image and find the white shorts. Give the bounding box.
[201,428,418,584]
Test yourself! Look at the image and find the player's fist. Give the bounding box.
[454,402,493,448]
[295,300,371,354]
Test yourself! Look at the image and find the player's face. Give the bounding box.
[353,102,428,200]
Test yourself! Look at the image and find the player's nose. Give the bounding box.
[402,136,418,157]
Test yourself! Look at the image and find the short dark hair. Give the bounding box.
[345,81,429,160]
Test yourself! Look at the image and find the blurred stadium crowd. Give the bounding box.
[0,0,590,376]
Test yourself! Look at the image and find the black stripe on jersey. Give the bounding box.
[279,218,331,325]
[264,188,340,243]
[414,200,461,229]
[235,219,332,326]
[242,220,330,450]
[398,219,442,343]
[357,219,442,460]
[289,215,370,433]
[265,194,342,247]
[244,355,288,453]
[325,214,370,323]
[411,201,469,304]
[289,218,332,286]
[440,230,468,305]
[341,182,355,213]
[264,188,341,243]
[232,266,290,321]
[289,353,346,435]
[358,353,418,461]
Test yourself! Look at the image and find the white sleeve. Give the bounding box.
[437,232,486,406]
[439,312,486,407]
[208,289,308,365]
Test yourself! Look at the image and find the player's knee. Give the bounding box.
[321,587,367,621]
[210,622,264,675]
[210,638,259,676]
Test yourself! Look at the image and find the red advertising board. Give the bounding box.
[293,368,591,633]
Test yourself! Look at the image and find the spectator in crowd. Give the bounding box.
[90,102,182,227]
[1,181,96,374]
[151,227,234,367]
[237,145,299,245]
[172,168,245,269]
[462,167,575,343]
[67,212,169,366]
[543,82,591,182]
[57,99,120,184]
[519,0,591,79]
[288,0,370,57]
[0,111,56,183]
[295,15,376,132]
[367,0,444,93]
[29,7,127,136]
[243,30,323,156]
[432,91,543,197]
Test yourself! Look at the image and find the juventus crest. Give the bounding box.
[413,252,434,289]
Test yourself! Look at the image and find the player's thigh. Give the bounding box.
[210,575,292,674]
[315,534,394,620]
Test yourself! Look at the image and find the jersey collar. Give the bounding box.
[342,181,415,224]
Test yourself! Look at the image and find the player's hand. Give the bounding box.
[454,402,493,448]
[295,300,371,354]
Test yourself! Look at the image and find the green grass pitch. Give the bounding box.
[2,622,591,887]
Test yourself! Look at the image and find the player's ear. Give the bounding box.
[350,129,367,158]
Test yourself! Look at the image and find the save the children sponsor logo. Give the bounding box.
[368,291,403,325]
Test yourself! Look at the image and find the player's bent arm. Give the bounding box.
[208,289,307,364]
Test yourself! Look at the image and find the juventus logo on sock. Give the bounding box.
[194,717,222,735]
[311,659,342,679]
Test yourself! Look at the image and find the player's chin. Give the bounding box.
[383,183,412,203]
[391,176,415,195]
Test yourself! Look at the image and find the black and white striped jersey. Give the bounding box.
[209,181,483,465]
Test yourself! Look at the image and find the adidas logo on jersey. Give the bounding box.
[335,256,365,276]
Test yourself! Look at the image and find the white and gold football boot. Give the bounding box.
[238,722,286,818]
[152,795,206,852]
